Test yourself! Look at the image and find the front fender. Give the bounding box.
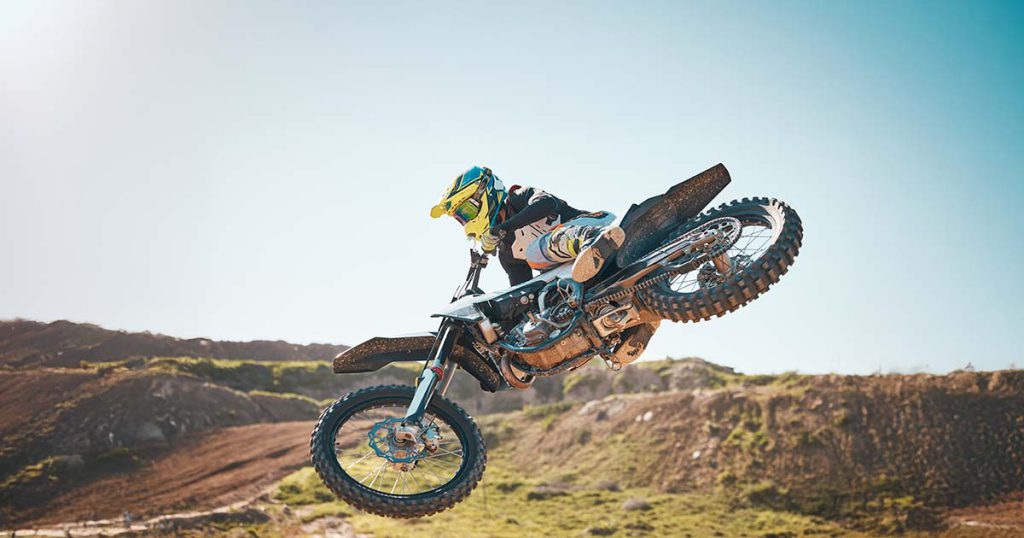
[333,332,506,392]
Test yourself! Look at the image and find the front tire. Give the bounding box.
[310,385,486,518]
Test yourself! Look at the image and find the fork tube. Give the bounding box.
[404,323,460,424]
[437,360,459,397]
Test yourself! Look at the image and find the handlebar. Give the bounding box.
[469,248,491,268]
[451,248,489,302]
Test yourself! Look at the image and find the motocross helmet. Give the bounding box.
[430,166,507,241]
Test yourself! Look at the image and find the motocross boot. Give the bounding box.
[570,225,625,283]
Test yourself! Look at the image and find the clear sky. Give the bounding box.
[2,1,1022,374]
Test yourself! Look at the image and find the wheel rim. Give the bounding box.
[667,211,779,294]
[331,400,467,497]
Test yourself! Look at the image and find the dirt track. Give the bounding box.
[17,422,312,527]
[947,497,1024,533]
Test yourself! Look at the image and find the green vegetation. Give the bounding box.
[78,356,420,400]
[297,502,352,523]
[273,468,353,528]
[248,389,320,406]
[0,458,57,490]
[523,401,576,430]
[523,401,575,419]
[561,371,592,394]
[271,458,871,538]
[274,467,337,505]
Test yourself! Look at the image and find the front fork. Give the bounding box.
[403,321,460,425]
[401,249,484,430]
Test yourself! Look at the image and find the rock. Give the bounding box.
[134,421,167,443]
[622,498,652,511]
[54,454,85,470]
[578,401,602,416]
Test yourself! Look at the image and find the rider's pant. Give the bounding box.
[525,211,616,270]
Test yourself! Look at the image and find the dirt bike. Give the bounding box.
[310,164,803,517]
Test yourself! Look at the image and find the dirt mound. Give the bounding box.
[493,369,1024,530]
[0,319,349,368]
[0,368,318,525]
[7,421,311,527]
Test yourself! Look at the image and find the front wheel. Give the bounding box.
[310,385,486,518]
[639,197,802,322]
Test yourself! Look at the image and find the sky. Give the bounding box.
[1,1,1022,375]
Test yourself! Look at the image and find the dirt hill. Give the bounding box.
[488,368,1024,531]
[0,367,319,524]
[0,319,349,368]
[3,319,1023,535]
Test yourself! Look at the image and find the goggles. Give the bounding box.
[452,193,482,225]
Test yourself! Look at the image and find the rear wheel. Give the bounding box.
[310,385,485,518]
[638,197,802,322]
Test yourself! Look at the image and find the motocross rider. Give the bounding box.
[430,166,656,365]
[430,166,625,286]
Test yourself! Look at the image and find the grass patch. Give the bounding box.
[523,401,574,420]
[248,390,319,406]
[298,502,351,523]
[274,467,336,505]
[78,356,419,400]
[333,458,870,538]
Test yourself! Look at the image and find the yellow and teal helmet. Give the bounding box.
[430,166,507,241]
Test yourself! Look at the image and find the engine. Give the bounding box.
[497,279,597,370]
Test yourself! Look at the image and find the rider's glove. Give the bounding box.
[481,229,503,253]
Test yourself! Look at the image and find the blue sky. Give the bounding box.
[2,1,1021,374]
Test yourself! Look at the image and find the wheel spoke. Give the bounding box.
[390,471,401,494]
[424,449,463,458]
[423,458,458,470]
[330,399,467,498]
[422,465,448,486]
[665,220,773,294]
[409,468,425,490]
[364,461,386,488]
[345,450,375,468]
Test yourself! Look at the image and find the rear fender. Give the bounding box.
[616,163,731,267]
[333,333,505,392]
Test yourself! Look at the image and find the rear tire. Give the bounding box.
[310,385,486,518]
[639,197,802,322]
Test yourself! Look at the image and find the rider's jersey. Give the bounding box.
[499,186,585,260]
[495,186,587,284]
